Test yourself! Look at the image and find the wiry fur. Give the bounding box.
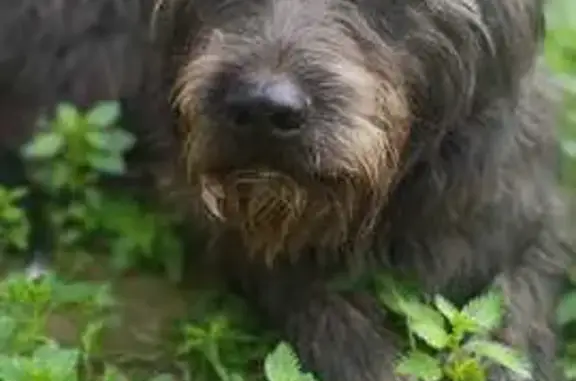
[163,0,573,380]
[0,0,572,381]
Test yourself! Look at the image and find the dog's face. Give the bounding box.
[170,0,543,261]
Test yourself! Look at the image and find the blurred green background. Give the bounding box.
[545,0,576,378]
[546,0,576,186]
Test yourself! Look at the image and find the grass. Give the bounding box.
[0,0,574,380]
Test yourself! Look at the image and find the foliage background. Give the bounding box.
[545,0,576,379]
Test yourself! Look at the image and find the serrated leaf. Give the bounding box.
[397,298,447,332]
[464,340,532,379]
[21,132,64,159]
[408,318,450,350]
[86,101,121,127]
[434,295,459,323]
[395,350,443,381]
[461,291,504,332]
[557,291,576,325]
[264,342,316,381]
[377,275,422,315]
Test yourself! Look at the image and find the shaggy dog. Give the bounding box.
[0,0,572,380]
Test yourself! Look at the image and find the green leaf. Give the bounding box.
[88,153,126,175]
[21,132,65,159]
[81,320,106,355]
[434,295,459,323]
[408,318,450,350]
[1,205,24,222]
[464,340,532,379]
[445,357,486,381]
[376,274,422,315]
[0,354,27,381]
[9,187,28,201]
[33,344,80,380]
[86,101,121,127]
[460,291,504,332]
[56,103,82,131]
[85,130,108,149]
[398,298,446,327]
[395,350,443,381]
[557,290,576,325]
[264,342,317,381]
[103,128,136,153]
[51,162,73,190]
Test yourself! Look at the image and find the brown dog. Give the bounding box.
[0,0,571,380]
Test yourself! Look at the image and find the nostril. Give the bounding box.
[224,75,310,134]
[268,106,304,132]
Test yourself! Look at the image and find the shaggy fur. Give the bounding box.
[0,0,572,380]
[164,0,573,380]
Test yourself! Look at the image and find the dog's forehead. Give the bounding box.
[193,0,343,23]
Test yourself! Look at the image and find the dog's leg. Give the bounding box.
[485,229,568,381]
[235,270,400,380]
[216,241,404,381]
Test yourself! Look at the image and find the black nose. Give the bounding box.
[223,75,310,135]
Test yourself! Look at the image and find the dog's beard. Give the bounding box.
[180,91,410,265]
[199,168,392,265]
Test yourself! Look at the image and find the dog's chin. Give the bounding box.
[199,169,297,223]
[198,167,384,265]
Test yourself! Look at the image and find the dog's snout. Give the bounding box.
[223,74,310,135]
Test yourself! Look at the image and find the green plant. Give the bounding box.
[20,101,135,253]
[545,0,576,186]
[263,343,317,381]
[0,186,30,253]
[377,276,531,381]
[90,194,184,281]
[19,101,183,277]
[0,271,111,378]
[0,269,184,381]
[0,101,189,380]
[179,292,275,381]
